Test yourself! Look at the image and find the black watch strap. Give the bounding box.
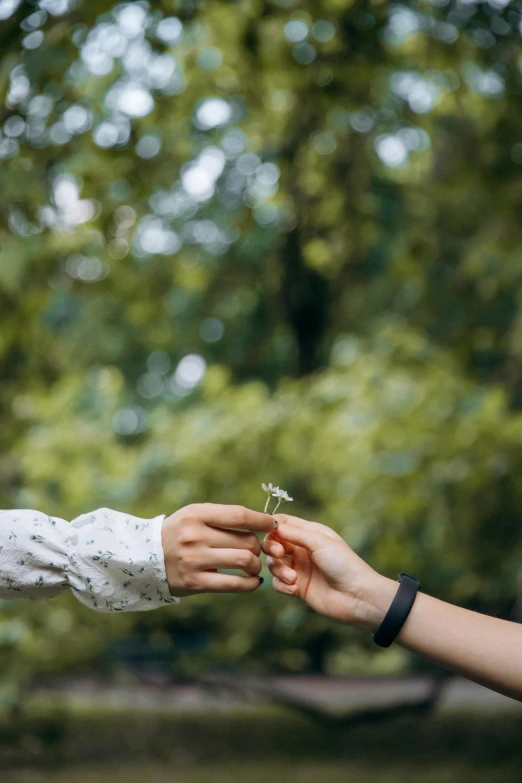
[373,573,420,648]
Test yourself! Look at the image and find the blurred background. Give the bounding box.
[2,0,522,780]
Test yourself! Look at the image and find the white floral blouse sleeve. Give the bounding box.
[0,508,179,612]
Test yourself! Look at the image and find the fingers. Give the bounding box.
[197,571,263,593]
[272,576,298,596]
[206,528,261,556]
[271,516,327,553]
[198,504,276,533]
[261,533,289,559]
[205,548,262,576]
[266,555,297,585]
[274,514,342,542]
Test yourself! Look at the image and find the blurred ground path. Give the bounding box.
[31,676,522,713]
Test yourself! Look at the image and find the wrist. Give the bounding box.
[352,574,400,632]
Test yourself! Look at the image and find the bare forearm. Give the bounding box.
[264,515,522,701]
[372,578,522,701]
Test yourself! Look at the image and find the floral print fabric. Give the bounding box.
[0,508,179,612]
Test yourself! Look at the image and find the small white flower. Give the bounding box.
[273,488,293,502]
[261,481,294,513]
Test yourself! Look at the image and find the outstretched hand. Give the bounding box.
[162,504,276,597]
[262,514,396,631]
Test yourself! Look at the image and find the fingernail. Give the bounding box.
[258,576,264,585]
[273,518,279,529]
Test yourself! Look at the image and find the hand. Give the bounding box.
[162,504,276,597]
[262,514,398,631]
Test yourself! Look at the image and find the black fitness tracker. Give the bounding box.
[373,572,420,648]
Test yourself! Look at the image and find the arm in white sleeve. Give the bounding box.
[0,508,179,612]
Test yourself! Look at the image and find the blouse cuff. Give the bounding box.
[67,508,179,613]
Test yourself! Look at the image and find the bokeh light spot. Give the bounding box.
[113,406,147,435]
[312,131,336,155]
[293,43,316,65]
[284,19,309,43]
[22,30,44,49]
[194,98,232,130]
[172,354,207,392]
[198,47,222,71]
[156,17,183,45]
[374,134,409,167]
[311,20,336,42]
[200,318,224,343]
[136,135,161,159]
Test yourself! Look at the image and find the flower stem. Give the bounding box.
[273,499,282,515]
[264,496,271,514]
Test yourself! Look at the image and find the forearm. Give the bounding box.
[265,516,522,701]
[372,577,522,701]
[0,508,177,612]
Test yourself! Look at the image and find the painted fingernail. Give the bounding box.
[258,576,264,585]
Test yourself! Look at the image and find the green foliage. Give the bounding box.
[4,323,522,685]
[2,0,522,701]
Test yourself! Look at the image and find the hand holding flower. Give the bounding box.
[264,513,522,703]
[162,504,276,597]
[262,514,396,631]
